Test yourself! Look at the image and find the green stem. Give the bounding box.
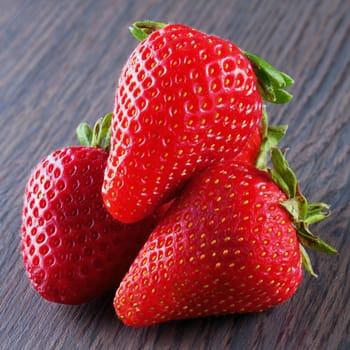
[300,245,318,278]
[267,146,338,276]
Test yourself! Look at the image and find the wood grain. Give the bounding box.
[1,0,349,349]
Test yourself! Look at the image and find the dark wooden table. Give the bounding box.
[1,0,349,349]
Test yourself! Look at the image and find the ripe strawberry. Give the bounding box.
[21,115,157,304]
[114,148,336,326]
[102,21,293,224]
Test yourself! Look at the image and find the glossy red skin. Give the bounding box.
[103,24,262,224]
[21,146,156,304]
[114,161,302,326]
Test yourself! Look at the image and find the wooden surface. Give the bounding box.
[1,0,349,349]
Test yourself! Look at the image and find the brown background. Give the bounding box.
[1,0,349,349]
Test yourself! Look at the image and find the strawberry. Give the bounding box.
[21,115,157,304]
[114,144,336,326]
[102,21,293,223]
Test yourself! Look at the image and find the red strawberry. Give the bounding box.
[102,21,293,224]
[114,148,336,326]
[21,115,157,304]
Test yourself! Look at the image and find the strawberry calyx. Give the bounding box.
[76,113,112,151]
[129,21,293,104]
[256,110,337,276]
[243,51,294,104]
[266,144,337,277]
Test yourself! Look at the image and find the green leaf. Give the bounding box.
[244,51,286,87]
[256,70,277,102]
[300,244,318,278]
[273,88,293,104]
[100,113,112,136]
[130,21,167,41]
[100,113,113,150]
[267,125,288,145]
[76,123,92,147]
[269,168,291,197]
[296,222,338,255]
[281,188,309,225]
[256,108,288,170]
[90,113,113,150]
[305,202,330,225]
[76,113,112,151]
[280,72,294,87]
[295,186,308,221]
[262,131,336,266]
[267,147,337,258]
[260,106,269,138]
[281,198,300,222]
[270,147,297,198]
[91,118,102,148]
[243,50,294,104]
